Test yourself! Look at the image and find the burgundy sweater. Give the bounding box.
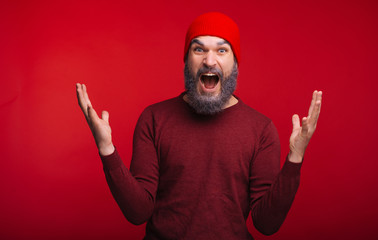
[100,93,301,239]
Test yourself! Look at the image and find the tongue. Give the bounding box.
[203,76,217,89]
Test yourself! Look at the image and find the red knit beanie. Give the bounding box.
[184,12,240,64]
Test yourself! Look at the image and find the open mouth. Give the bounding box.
[200,73,220,89]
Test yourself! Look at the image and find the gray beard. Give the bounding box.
[184,61,238,115]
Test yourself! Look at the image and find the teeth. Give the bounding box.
[203,73,217,76]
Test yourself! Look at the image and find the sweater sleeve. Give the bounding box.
[249,121,301,235]
[100,108,159,225]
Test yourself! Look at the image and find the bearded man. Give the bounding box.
[76,12,322,240]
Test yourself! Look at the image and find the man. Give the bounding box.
[76,12,322,239]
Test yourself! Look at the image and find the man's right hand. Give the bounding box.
[76,83,115,156]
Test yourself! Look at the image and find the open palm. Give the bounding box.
[76,83,115,156]
[289,91,322,163]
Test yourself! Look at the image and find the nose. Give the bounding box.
[203,51,217,67]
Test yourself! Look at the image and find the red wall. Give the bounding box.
[1,0,377,239]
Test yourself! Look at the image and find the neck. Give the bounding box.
[223,95,238,109]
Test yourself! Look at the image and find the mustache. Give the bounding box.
[195,66,224,81]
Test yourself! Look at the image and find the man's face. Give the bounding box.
[184,36,238,115]
[187,36,236,97]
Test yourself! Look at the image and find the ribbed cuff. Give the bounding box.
[100,147,124,171]
[281,155,303,177]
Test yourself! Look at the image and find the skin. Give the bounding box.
[76,36,323,163]
[289,90,322,163]
[76,83,115,156]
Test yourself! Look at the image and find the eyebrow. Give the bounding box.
[217,40,230,46]
[190,39,231,46]
[191,39,204,46]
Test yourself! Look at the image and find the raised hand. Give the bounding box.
[76,83,115,156]
[289,90,322,163]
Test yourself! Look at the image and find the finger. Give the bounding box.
[307,90,317,117]
[82,84,93,108]
[310,91,322,124]
[301,117,309,135]
[76,83,89,118]
[316,91,322,113]
[102,110,109,124]
[87,105,100,124]
[292,114,300,130]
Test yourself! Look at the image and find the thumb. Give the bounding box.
[292,114,300,130]
[102,110,109,124]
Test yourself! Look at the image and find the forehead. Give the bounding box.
[191,36,231,47]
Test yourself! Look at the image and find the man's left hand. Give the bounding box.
[288,90,323,163]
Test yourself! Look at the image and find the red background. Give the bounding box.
[1,0,377,239]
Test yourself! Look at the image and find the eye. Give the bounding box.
[218,48,227,54]
[194,47,204,53]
